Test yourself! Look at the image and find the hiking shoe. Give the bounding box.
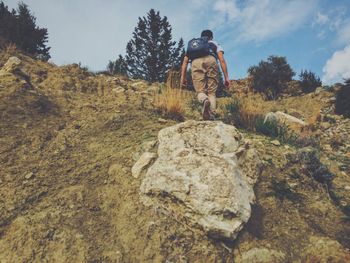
[202,99,211,120]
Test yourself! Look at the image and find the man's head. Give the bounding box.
[201,30,213,40]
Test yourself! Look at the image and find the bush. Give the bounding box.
[255,117,299,144]
[335,79,350,118]
[248,55,295,100]
[299,70,322,93]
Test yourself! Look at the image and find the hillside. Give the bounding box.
[0,48,350,262]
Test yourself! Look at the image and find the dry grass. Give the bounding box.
[0,43,18,65]
[238,93,268,130]
[219,91,329,134]
[220,93,268,130]
[154,86,187,121]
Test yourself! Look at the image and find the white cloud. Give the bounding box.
[322,45,350,84]
[315,12,329,25]
[336,20,350,45]
[210,0,317,43]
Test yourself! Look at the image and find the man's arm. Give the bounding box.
[180,55,189,88]
[217,51,230,87]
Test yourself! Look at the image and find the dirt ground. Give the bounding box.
[1,51,350,262]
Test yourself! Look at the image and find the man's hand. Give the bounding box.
[180,56,189,89]
[224,78,230,88]
[180,78,187,88]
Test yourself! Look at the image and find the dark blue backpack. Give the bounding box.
[186,36,210,60]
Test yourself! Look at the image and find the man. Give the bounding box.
[180,30,230,120]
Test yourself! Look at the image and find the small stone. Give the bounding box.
[24,172,34,180]
[271,140,281,146]
[132,152,157,178]
[320,122,331,130]
[328,97,336,103]
[158,118,167,124]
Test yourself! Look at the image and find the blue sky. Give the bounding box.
[5,0,350,84]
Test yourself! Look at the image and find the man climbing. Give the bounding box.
[180,29,230,120]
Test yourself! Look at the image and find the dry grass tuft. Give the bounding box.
[221,93,267,130]
[154,86,186,121]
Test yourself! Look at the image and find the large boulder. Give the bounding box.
[137,120,262,240]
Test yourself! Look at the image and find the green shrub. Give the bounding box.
[255,117,299,144]
[335,79,350,118]
[248,55,295,100]
[223,99,241,126]
[299,70,322,93]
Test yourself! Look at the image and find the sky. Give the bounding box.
[5,0,350,84]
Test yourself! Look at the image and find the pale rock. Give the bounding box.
[271,140,281,146]
[24,172,34,180]
[320,122,331,130]
[328,97,336,103]
[314,86,324,94]
[158,118,167,123]
[131,81,148,90]
[132,152,157,178]
[139,120,261,240]
[264,111,306,131]
[141,140,157,152]
[236,248,286,263]
[0,56,21,75]
[112,86,125,94]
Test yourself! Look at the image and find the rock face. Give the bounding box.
[139,120,261,240]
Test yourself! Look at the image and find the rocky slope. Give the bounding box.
[0,49,349,262]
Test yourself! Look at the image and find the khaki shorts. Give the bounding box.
[191,55,218,96]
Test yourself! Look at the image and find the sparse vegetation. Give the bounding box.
[154,86,186,121]
[267,178,302,202]
[335,79,350,118]
[222,94,266,130]
[299,70,322,93]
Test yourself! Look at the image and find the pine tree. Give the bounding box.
[107,55,127,75]
[0,1,50,60]
[125,9,184,82]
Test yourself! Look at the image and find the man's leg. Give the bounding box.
[205,56,219,113]
[192,58,208,104]
[192,58,211,120]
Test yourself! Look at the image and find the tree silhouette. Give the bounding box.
[0,1,50,60]
[124,9,184,82]
[248,55,295,100]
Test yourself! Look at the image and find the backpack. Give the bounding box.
[186,37,211,60]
